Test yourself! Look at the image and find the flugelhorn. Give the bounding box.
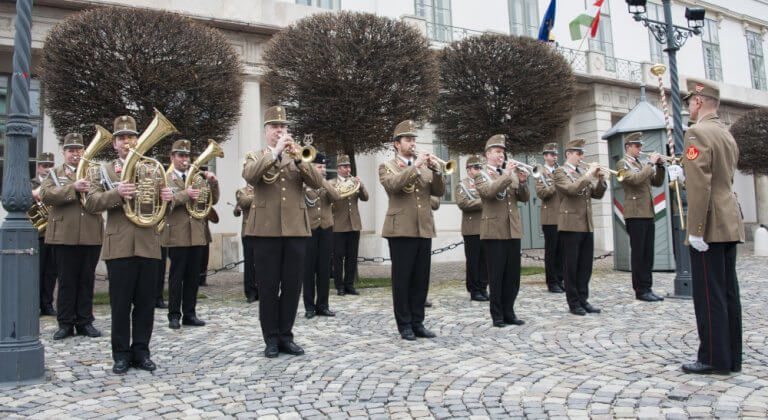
[121,108,179,228]
[578,159,627,182]
[76,124,113,206]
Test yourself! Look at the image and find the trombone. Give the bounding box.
[578,160,627,182]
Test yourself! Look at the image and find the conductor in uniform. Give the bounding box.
[615,132,665,302]
[330,154,368,296]
[456,155,488,302]
[31,152,57,316]
[474,135,529,327]
[553,138,607,316]
[535,143,564,293]
[379,120,444,341]
[674,78,744,375]
[40,133,103,340]
[242,105,325,358]
[85,115,173,374]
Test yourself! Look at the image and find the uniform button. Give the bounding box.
[81,213,84,216]
[417,204,421,208]
[280,169,284,173]
[282,197,286,201]
[281,178,285,181]
[282,187,286,191]
[251,204,256,208]
[415,188,419,192]
[416,197,420,200]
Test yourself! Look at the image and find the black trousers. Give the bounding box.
[167,246,205,320]
[560,231,594,309]
[626,218,655,296]
[39,237,57,310]
[155,247,168,302]
[482,239,521,322]
[54,245,100,327]
[463,235,488,294]
[106,257,156,362]
[333,231,360,291]
[249,236,307,345]
[387,237,431,332]
[199,243,210,285]
[542,225,564,287]
[304,227,332,311]
[690,242,742,371]
[242,237,258,299]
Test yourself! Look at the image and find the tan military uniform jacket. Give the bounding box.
[378,157,445,238]
[306,180,341,230]
[235,186,254,235]
[161,170,219,247]
[535,166,560,226]
[85,159,163,260]
[616,156,665,219]
[474,166,530,240]
[40,164,104,245]
[330,177,369,232]
[455,177,482,236]
[242,148,325,237]
[553,164,607,233]
[682,113,745,243]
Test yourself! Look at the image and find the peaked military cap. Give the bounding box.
[171,139,191,154]
[313,152,328,165]
[113,115,138,136]
[565,138,586,152]
[264,105,289,125]
[63,133,85,149]
[337,154,351,166]
[37,152,54,164]
[542,142,558,154]
[624,132,644,146]
[393,120,418,139]
[485,134,507,151]
[466,155,484,168]
[682,77,720,101]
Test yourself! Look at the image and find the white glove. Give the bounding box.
[668,164,685,183]
[689,235,709,252]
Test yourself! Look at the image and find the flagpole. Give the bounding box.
[569,30,591,66]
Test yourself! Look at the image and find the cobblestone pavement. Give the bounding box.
[2,251,767,419]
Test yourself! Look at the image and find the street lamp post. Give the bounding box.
[625,0,705,297]
[0,0,44,385]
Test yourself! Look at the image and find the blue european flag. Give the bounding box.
[537,0,557,42]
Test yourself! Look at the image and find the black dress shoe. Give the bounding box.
[493,320,506,328]
[424,300,433,308]
[264,344,279,358]
[246,295,258,303]
[305,310,316,319]
[481,290,489,299]
[112,359,130,374]
[168,319,181,329]
[731,365,742,373]
[336,289,346,296]
[132,358,157,371]
[155,299,168,309]
[278,341,305,355]
[413,325,436,338]
[650,291,665,301]
[505,318,525,326]
[40,305,56,316]
[316,308,336,317]
[583,303,601,313]
[53,326,74,340]
[344,288,360,295]
[470,293,488,302]
[637,292,661,302]
[548,285,565,293]
[570,307,587,316]
[182,315,206,326]
[76,324,102,338]
[400,328,417,340]
[682,361,729,375]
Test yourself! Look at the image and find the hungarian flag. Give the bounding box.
[569,0,604,41]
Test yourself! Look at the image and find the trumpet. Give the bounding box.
[285,142,317,163]
[639,151,680,165]
[414,149,456,175]
[578,160,627,182]
[504,158,542,178]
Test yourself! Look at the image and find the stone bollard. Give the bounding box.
[755,225,768,257]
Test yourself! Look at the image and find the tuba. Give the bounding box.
[76,124,113,206]
[186,139,224,219]
[121,109,179,228]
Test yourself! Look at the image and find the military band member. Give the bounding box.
[304,153,341,319]
[456,156,488,301]
[553,138,607,316]
[535,143,564,293]
[379,120,444,340]
[162,140,219,329]
[31,152,57,316]
[235,185,258,302]
[85,115,173,374]
[475,135,529,327]
[154,248,168,309]
[616,132,665,302]
[40,134,103,340]
[330,154,368,296]
[242,105,325,358]
[675,78,744,375]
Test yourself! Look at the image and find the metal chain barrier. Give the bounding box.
[357,242,614,263]
[204,259,244,277]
